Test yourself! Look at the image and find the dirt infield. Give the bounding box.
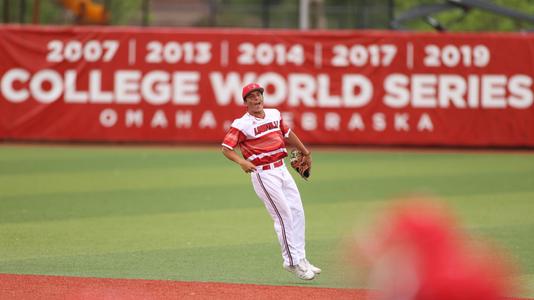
[0,274,368,300]
[1,274,532,300]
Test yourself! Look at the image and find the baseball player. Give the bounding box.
[221,83,321,280]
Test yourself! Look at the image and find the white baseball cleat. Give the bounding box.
[283,259,315,280]
[304,258,322,274]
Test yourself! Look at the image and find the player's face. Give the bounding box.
[245,90,264,114]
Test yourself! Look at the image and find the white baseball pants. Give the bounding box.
[251,161,306,267]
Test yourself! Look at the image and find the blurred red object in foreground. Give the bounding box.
[353,199,515,300]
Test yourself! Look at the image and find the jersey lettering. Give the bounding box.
[254,121,279,136]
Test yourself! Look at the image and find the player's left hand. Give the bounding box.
[300,152,312,167]
[289,149,312,180]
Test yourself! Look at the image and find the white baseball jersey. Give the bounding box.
[222,108,290,166]
[222,108,307,267]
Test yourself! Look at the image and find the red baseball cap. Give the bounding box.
[242,83,264,100]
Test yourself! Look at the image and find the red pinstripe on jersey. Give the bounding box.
[222,109,290,166]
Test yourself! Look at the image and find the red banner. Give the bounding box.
[1,25,533,146]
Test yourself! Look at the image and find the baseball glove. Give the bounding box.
[289,149,312,180]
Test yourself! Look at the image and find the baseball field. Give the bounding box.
[1,144,533,299]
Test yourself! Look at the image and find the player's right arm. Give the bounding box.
[222,123,256,173]
[222,147,257,173]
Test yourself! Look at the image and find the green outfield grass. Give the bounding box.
[1,145,533,297]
